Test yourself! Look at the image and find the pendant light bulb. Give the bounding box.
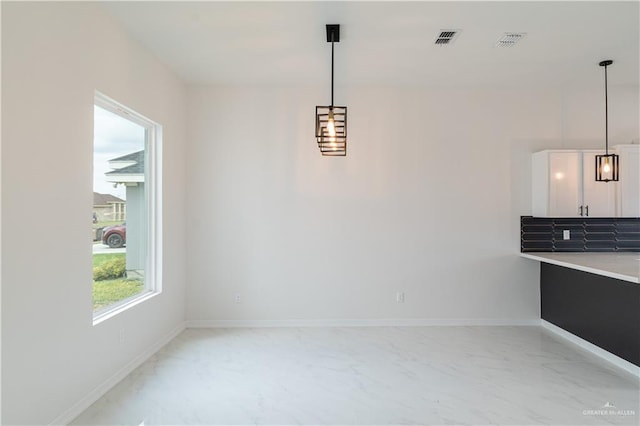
[603,159,611,173]
[327,109,336,137]
[328,136,337,150]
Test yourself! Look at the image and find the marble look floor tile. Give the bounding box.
[71,326,639,425]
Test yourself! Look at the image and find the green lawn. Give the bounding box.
[93,253,143,311]
[93,252,125,268]
[93,278,144,311]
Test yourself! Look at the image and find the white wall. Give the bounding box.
[1,3,187,424]
[185,84,638,324]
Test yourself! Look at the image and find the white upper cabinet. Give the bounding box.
[615,144,640,217]
[544,151,582,216]
[532,150,616,217]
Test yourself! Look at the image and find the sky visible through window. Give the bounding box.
[93,105,145,200]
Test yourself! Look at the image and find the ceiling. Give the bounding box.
[103,1,640,88]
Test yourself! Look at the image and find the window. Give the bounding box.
[92,92,161,323]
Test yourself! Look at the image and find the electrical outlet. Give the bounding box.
[396,292,405,303]
[234,294,242,304]
[563,230,570,240]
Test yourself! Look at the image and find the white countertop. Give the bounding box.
[521,252,640,284]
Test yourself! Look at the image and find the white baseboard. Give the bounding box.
[541,320,640,378]
[186,318,541,328]
[49,322,186,425]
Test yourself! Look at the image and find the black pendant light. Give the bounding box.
[315,24,347,156]
[595,60,619,182]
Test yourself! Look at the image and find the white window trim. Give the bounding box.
[93,91,162,325]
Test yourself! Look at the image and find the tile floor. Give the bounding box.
[72,326,639,425]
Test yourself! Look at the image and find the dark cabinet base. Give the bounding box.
[540,263,640,366]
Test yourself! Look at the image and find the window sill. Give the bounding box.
[93,290,160,326]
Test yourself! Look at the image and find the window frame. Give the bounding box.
[92,91,162,325]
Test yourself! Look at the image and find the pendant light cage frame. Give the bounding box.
[595,154,619,182]
[315,24,347,156]
[316,106,347,156]
[595,59,619,182]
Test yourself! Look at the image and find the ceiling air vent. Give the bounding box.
[434,30,460,46]
[495,32,526,47]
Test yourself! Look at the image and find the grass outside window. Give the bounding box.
[93,253,143,311]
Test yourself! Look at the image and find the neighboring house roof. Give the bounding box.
[93,192,124,206]
[106,161,144,175]
[105,150,145,183]
[108,150,144,163]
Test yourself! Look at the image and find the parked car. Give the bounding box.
[102,223,126,248]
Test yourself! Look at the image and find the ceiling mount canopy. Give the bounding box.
[595,59,619,182]
[315,24,347,156]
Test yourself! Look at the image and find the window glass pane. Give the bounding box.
[93,104,147,312]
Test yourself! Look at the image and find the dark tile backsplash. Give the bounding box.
[521,216,640,252]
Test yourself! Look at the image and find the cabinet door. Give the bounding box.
[582,152,616,217]
[548,152,582,217]
[617,146,640,217]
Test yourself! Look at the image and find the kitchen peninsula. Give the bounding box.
[521,251,639,371]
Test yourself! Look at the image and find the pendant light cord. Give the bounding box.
[604,63,609,155]
[330,33,334,107]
